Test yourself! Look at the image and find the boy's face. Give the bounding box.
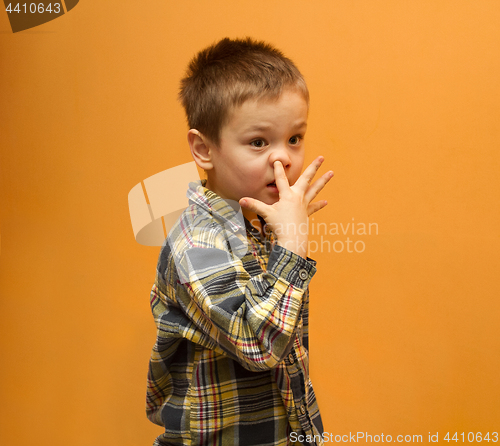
[205,88,308,223]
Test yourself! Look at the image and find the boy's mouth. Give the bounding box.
[266,181,278,193]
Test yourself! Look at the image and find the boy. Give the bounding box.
[146,37,333,446]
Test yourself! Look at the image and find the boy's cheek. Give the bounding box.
[289,169,303,186]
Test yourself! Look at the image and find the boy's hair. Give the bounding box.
[179,37,309,146]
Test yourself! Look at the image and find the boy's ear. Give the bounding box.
[188,129,214,171]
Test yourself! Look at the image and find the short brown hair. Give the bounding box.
[179,37,309,146]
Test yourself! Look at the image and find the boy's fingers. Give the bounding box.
[305,171,334,203]
[307,200,328,216]
[295,156,324,192]
[273,161,290,191]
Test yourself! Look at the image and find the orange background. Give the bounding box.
[1,1,499,445]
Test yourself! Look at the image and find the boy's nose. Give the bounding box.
[269,148,292,169]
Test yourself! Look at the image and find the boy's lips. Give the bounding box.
[266,181,278,193]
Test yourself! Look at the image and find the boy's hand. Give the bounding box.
[239,157,333,259]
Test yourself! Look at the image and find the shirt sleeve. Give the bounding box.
[152,225,316,372]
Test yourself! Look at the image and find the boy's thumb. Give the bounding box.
[239,197,264,216]
[239,197,252,210]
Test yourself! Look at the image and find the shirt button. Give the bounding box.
[288,353,294,364]
[300,405,306,415]
[299,269,308,280]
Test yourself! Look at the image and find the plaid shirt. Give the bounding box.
[147,180,324,446]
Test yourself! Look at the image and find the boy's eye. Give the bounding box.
[250,139,266,148]
[289,135,302,145]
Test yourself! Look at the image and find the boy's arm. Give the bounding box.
[152,233,316,372]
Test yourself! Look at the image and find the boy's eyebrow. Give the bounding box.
[243,124,273,132]
[293,120,308,130]
[243,121,308,133]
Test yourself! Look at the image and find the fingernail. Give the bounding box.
[329,171,334,178]
[240,199,247,206]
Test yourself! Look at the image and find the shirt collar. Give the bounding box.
[186,180,275,244]
[187,179,246,232]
